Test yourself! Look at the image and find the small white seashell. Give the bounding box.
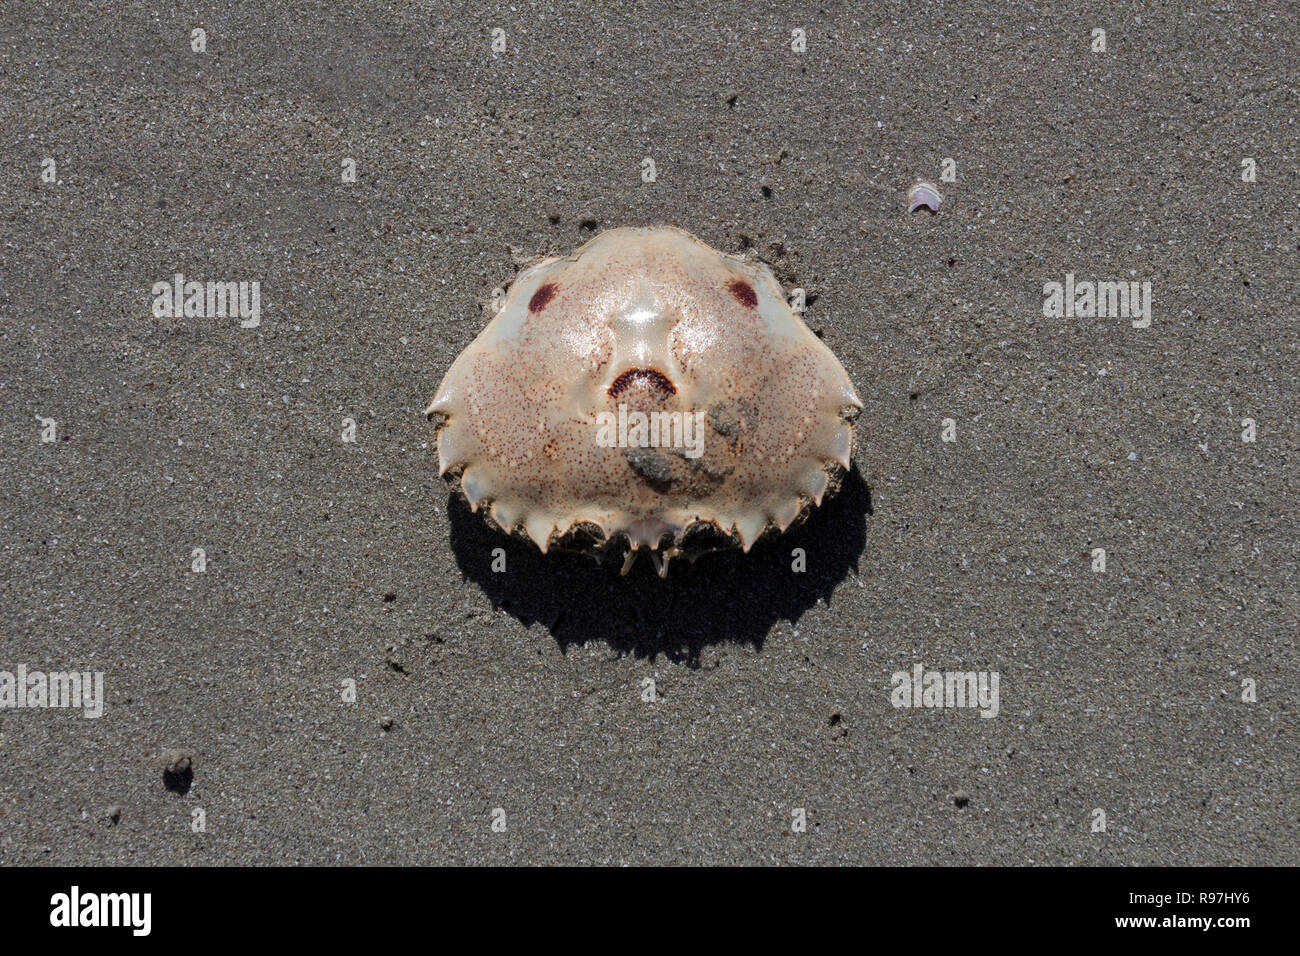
[907,182,942,213]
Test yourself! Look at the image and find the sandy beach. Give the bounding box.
[1,1,1296,864]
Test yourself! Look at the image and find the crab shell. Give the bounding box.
[428,226,861,575]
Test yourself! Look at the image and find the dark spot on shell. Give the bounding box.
[708,406,740,438]
[624,446,674,492]
[608,367,676,397]
[529,282,558,312]
[728,278,758,308]
[707,398,760,439]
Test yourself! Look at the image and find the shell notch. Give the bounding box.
[427,226,862,577]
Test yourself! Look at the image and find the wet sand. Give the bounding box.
[0,1,1296,864]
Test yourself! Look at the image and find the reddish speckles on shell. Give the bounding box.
[427,226,862,576]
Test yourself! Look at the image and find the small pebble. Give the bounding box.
[161,749,194,795]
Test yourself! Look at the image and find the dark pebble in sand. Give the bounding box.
[161,749,193,795]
